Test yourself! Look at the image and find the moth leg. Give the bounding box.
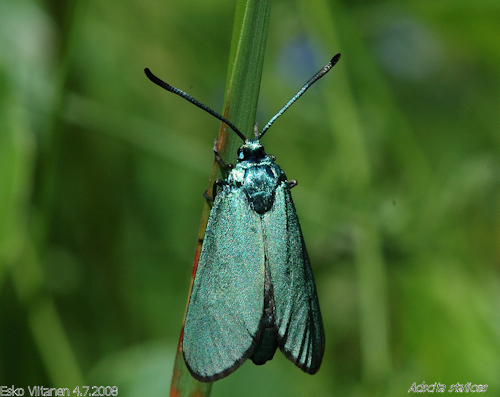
[203,190,212,202]
[287,180,298,189]
[203,178,227,202]
[203,139,232,202]
[213,138,233,171]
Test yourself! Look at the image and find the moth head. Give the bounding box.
[237,139,267,162]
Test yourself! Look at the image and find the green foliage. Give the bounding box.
[0,0,499,396]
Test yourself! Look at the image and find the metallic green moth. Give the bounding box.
[145,53,340,382]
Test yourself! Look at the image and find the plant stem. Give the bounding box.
[169,0,272,395]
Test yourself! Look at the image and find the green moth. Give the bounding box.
[145,53,340,382]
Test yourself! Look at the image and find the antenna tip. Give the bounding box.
[144,68,164,87]
[331,53,341,65]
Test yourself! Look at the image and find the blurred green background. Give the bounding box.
[1,0,499,396]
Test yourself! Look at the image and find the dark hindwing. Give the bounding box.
[183,186,265,382]
[263,183,325,373]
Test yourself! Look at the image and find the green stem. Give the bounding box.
[169,0,272,395]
